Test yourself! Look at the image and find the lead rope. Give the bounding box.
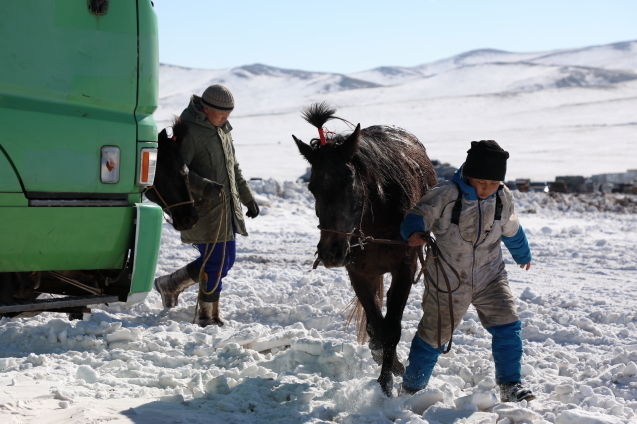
[417,232,461,354]
[192,190,228,324]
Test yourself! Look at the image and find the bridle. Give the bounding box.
[316,192,406,250]
[314,195,406,274]
[149,185,195,224]
[317,227,406,249]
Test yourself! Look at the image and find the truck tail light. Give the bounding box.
[138,148,157,186]
[100,146,120,184]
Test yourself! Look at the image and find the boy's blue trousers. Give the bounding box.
[193,241,236,300]
[402,320,523,390]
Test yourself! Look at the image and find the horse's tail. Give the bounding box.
[344,279,384,344]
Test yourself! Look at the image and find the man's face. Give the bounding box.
[203,108,231,127]
[467,177,500,199]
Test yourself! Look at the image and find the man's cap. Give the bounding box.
[200,84,234,112]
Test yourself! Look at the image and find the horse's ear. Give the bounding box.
[158,128,168,141]
[293,135,315,163]
[339,124,361,160]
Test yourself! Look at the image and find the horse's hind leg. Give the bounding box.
[376,261,416,395]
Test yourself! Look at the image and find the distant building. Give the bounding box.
[592,170,637,185]
[591,170,637,193]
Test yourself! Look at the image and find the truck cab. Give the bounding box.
[0,0,163,317]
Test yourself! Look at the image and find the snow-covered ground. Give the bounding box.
[2,182,637,424]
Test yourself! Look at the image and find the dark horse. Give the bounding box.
[293,103,438,396]
[144,119,198,232]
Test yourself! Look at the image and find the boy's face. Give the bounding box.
[467,177,500,199]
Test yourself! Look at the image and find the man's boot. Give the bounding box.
[197,301,224,327]
[154,262,198,308]
[197,289,224,327]
[211,301,224,326]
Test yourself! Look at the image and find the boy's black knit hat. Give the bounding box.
[463,140,509,181]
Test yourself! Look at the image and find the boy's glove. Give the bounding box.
[203,181,224,200]
[407,231,427,247]
[245,200,260,218]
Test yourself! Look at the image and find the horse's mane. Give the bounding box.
[302,104,433,210]
[357,129,430,207]
[171,117,188,141]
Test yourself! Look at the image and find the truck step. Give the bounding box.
[0,295,120,314]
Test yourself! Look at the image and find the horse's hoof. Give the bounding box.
[377,374,394,397]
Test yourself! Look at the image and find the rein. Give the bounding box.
[419,232,461,354]
[149,185,195,224]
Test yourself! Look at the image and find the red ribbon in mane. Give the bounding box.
[318,127,336,146]
[318,128,327,145]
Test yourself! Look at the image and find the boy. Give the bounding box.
[399,140,534,402]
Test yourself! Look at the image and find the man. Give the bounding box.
[154,84,259,327]
[399,140,535,402]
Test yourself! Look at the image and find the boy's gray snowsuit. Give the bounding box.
[408,179,521,346]
[400,169,532,390]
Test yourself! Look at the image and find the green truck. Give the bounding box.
[0,0,163,317]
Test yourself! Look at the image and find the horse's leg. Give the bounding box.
[376,260,416,396]
[347,269,384,359]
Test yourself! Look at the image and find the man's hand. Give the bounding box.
[407,232,427,247]
[519,262,531,271]
[203,181,224,200]
[246,200,260,219]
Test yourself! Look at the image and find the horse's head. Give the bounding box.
[145,120,198,232]
[293,124,363,268]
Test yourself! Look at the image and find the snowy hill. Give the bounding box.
[156,40,637,182]
[351,40,637,86]
[158,63,381,120]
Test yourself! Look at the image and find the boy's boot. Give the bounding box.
[500,382,535,402]
[398,383,421,396]
[154,262,198,308]
[401,334,442,397]
[197,301,224,327]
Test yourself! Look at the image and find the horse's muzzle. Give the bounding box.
[317,237,351,268]
[172,210,198,232]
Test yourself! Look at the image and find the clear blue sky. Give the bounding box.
[154,0,637,74]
